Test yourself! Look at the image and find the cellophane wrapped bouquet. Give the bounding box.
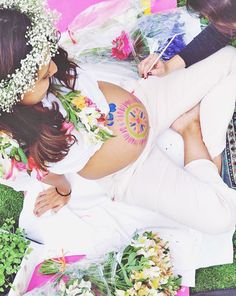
[24,231,181,296]
[60,0,201,75]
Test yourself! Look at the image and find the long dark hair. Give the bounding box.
[0,8,78,170]
[186,0,236,37]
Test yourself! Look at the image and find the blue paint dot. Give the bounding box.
[107,113,114,121]
[109,103,117,112]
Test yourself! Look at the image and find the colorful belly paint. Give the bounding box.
[115,98,148,145]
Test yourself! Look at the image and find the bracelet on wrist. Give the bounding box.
[55,187,72,197]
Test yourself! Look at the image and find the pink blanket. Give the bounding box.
[48,0,177,32]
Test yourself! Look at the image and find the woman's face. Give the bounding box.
[21,60,58,105]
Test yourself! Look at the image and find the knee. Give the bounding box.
[200,196,236,234]
[219,45,236,57]
[204,214,235,234]
[219,46,236,69]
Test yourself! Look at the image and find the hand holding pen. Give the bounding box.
[138,34,181,79]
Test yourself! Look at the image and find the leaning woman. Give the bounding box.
[0,0,236,236]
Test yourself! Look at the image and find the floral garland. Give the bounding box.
[0,0,58,112]
[0,132,45,180]
[0,90,113,181]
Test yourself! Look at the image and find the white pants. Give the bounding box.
[112,46,236,234]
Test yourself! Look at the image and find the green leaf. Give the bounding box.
[69,112,78,125]
[127,252,136,265]
[17,148,28,164]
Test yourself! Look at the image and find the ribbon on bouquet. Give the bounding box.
[26,253,86,292]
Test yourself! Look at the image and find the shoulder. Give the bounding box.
[205,24,232,44]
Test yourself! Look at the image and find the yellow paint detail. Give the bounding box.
[141,0,151,15]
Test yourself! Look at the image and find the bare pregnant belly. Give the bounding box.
[78,81,149,179]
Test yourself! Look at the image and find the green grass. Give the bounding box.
[177,0,186,7]
[192,264,236,294]
[0,184,23,227]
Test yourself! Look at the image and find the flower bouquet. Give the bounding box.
[60,0,151,69]
[53,88,114,144]
[60,1,201,76]
[24,231,182,296]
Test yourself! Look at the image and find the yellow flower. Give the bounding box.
[151,278,159,289]
[132,271,144,280]
[137,285,150,296]
[72,95,86,109]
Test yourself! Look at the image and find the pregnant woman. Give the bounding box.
[1,0,236,235]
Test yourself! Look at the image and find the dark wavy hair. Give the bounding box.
[186,0,236,37]
[0,8,78,170]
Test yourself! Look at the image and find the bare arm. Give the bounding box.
[138,24,231,78]
[34,172,72,216]
[42,172,71,194]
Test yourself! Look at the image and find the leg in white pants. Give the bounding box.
[123,47,236,234]
[137,46,236,138]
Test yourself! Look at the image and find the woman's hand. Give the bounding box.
[138,53,168,78]
[138,54,186,78]
[34,186,71,217]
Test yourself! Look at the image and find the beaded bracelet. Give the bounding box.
[55,187,72,197]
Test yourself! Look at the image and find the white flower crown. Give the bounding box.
[0,0,58,112]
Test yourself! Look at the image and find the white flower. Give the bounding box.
[143,266,160,279]
[137,247,157,258]
[131,236,156,249]
[0,155,12,177]
[134,282,142,290]
[78,279,92,290]
[58,280,67,292]
[65,287,82,296]
[127,287,138,296]
[116,290,126,296]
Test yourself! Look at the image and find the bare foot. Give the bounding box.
[171,104,200,136]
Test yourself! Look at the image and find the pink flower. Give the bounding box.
[28,156,48,181]
[111,31,132,60]
[61,121,75,135]
[4,159,27,180]
[85,97,96,107]
[5,159,15,180]
[15,161,27,171]
[68,30,77,44]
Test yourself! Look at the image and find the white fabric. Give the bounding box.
[11,46,236,287]
[45,69,110,174]
[96,46,236,233]
[17,173,204,287]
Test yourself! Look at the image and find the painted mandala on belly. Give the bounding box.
[117,98,148,145]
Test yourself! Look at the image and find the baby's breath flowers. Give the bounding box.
[0,0,58,112]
